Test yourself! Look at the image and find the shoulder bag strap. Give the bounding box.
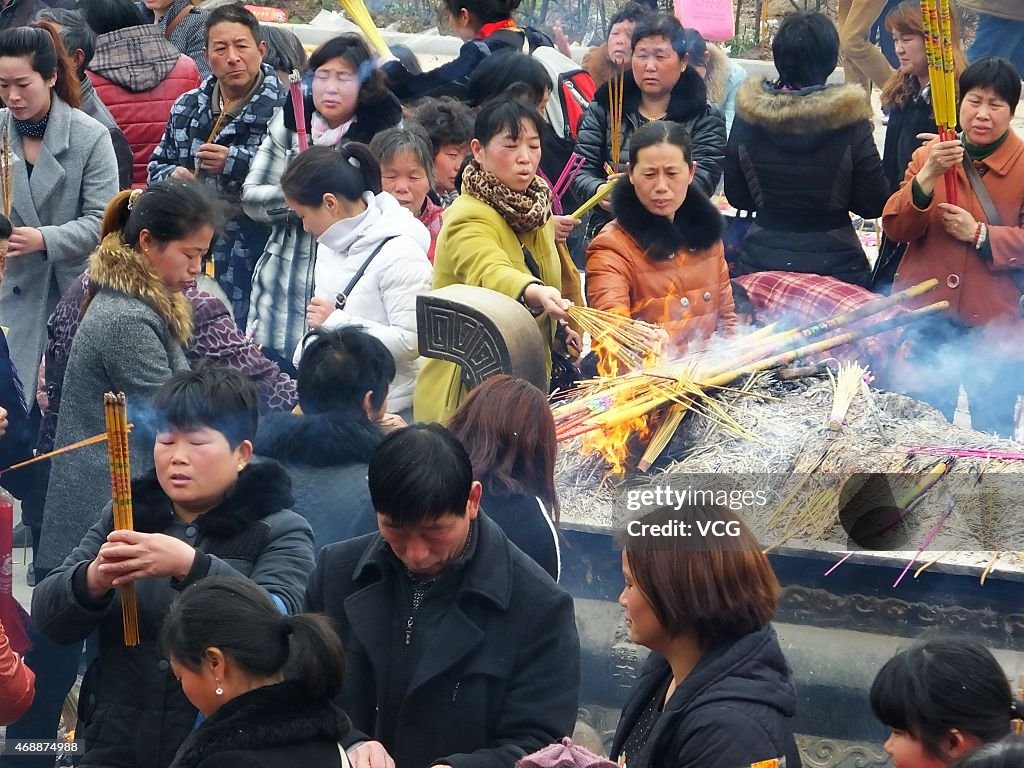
[335,235,398,310]
[962,156,1003,227]
[961,155,1024,312]
[164,3,193,40]
[337,743,353,768]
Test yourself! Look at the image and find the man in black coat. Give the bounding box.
[306,424,582,768]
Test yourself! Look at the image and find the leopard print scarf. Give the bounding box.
[462,161,552,234]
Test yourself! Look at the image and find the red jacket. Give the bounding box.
[87,25,201,187]
[0,620,34,725]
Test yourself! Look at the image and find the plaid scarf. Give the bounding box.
[461,161,551,234]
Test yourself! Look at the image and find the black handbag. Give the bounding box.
[722,210,754,276]
[520,243,581,393]
[870,233,907,295]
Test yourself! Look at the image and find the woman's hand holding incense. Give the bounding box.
[95,530,197,585]
[915,134,963,197]
[196,144,229,175]
[523,284,571,321]
[598,174,624,212]
[938,203,979,243]
[7,227,44,258]
[554,215,580,244]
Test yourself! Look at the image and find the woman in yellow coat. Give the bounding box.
[414,97,580,423]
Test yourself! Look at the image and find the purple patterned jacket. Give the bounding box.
[38,272,296,453]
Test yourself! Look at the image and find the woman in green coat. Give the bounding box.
[414,97,579,423]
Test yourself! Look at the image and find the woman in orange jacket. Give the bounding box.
[586,119,736,355]
[0,619,35,724]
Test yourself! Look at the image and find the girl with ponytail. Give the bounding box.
[871,639,1022,768]
[0,21,119,392]
[278,143,432,421]
[162,576,350,768]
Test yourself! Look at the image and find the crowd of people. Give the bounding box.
[0,0,1021,766]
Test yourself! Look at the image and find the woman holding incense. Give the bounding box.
[280,145,432,421]
[871,639,1020,768]
[380,0,528,102]
[0,23,119,392]
[879,1,968,194]
[586,120,735,353]
[612,504,800,768]
[723,11,890,288]
[447,375,561,580]
[413,97,581,423]
[162,577,349,768]
[572,13,726,240]
[32,366,315,768]
[882,57,1024,436]
[242,33,402,361]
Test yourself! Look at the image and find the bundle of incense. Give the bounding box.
[551,154,584,206]
[193,101,233,178]
[338,0,392,58]
[827,362,870,430]
[104,393,139,647]
[906,446,1024,460]
[571,179,618,219]
[567,305,661,364]
[608,69,625,169]
[0,123,10,218]
[553,300,949,441]
[921,0,958,203]
[288,71,309,152]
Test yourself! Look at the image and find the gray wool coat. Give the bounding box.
[0,96,118,387]
[36,236,191,574]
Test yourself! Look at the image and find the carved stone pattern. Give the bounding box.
[778,586,1024,648]
[420,304,507,387]
[797,735,890,768]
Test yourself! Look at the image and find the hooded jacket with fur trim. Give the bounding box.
[169,681,352,768]
[571,67,726,234]
[586,181,736,347]
[35,235,193,573]
[724,78,890,287]
[255,411,385,550]
[33,461,315,768]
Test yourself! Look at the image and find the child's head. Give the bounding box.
[280,143,381,238]
[151,362,259,516]
[412,97,475,195]
[297,326,396,420]
[871,639,1017,768]
[369,124,435,217]
[161,576,346,716]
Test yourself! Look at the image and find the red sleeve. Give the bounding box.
[0,621,35,725]
[882,141,937,244]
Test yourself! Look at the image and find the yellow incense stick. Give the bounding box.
[572,179,618,219]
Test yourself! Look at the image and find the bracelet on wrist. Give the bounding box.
[975,223,988,250]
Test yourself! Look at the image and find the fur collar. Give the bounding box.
[173,681,351,768]
[88,233,192,345]
[255,411,384,468]
[735,76,874,134]
[594,66,709,123]
[611,178,724,260]
[283,89,402,144]
[130,460,294,537]
[703,43,730,106]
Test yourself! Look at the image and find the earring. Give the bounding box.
[215,681,223,696]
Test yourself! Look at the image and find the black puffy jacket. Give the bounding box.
[882,88,936,194]
[724,78,890,287]
[611,624,801,768]
[571,67,726,235]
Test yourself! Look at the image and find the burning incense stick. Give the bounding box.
[0,426,133,475]
[193,101,233,178]
[338,0,392,58]
[288,70,309,152]
[0,123,10,219]
[104,393,139,647]
[609,69,624,170]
